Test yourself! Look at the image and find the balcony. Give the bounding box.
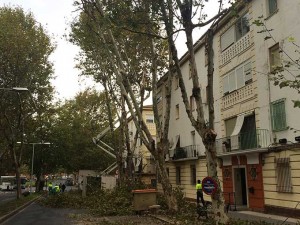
[216,129,271,154]
[220,32,252,66]
[222,83,255,110]
[172,145,200,161]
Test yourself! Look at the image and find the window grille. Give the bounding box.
[276,157,292,193]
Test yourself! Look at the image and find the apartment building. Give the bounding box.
[127,105,157,187]
[157,0,300,216]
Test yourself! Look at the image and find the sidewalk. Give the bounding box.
[228,210,300,225]
[151,210,300,225]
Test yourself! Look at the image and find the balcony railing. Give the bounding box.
[173,145,200,160]
[216,129,271,154]
[220,32,252,66]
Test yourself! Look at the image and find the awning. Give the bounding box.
[169,135,179,157]
[230,114,245,150]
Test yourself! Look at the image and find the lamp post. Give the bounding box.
[0,87,29,92]
[29,142,51,193]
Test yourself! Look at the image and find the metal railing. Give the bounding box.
[223,192,237,212]
[173,145,200,160]
[216,129,271,153]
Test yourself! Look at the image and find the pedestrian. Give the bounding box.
[196,179,205,206]
[48,182,53,195]
[61,183,66,192]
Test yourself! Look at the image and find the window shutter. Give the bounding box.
[271,100,287,131]
[223,76,229,95]
[221,26,235,51]
[244,61,252,83]
[228,71,236,92]
[236,66,244,89]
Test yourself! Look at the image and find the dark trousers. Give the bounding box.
[197,190,205,206]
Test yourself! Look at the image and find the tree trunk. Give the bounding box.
[205,28,228,223]
[203,129,228,223]
[155,145,177,211]
[15,163,22,199]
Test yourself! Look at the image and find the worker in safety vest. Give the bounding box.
[196,180,205,206]
[54,185,60,193]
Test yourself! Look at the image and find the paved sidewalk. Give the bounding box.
[229,210,300,225]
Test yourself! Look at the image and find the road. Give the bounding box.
[1,201,83,225]
[0,192,16,205]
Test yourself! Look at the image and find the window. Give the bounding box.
[271,99,287,131]
[191,131,196,145]
[268,0,277,15]
[190,96,195,111]
[225,117,237,136]
[146,115,154,123]
[223,60,252,95]
[156,91,162,103]
[235,13,250,41]
[175,104,179,119]
[176,166,181,185]
[189,62,192,79]
[190,165,196,185]
[276,158,292,193]
[221,13,250,51]
[175,76,179,89]
[269,43,281,73]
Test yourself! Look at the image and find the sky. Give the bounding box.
[0,0,227,101]
[0,0,98,100]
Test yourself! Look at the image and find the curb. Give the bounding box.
[149,214,175,224]
[0,194,41,224]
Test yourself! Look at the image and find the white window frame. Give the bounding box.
[146,114,154,124]
[223,60,252,95]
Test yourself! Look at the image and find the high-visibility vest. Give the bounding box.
[48,183,52,188]
[196,183,202,191]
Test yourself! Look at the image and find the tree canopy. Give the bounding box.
[0,6,55,198]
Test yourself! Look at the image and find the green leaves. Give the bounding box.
[293,100,300,108]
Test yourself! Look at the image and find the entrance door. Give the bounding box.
[234,167,247,206]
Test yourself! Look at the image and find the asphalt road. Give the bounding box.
[0,192,16,205]
[1,201,83,225]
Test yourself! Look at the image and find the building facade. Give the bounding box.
[127,105,157,187]
[157,0,300,216]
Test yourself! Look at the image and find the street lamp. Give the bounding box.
[0,87,29,92]
[29,142,51,193]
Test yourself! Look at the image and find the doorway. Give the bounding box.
[233,167,247,206]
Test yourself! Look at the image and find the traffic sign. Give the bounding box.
[202,177,218,195]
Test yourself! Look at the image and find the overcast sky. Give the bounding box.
[0,0,96,100]
[0,0,227,101]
